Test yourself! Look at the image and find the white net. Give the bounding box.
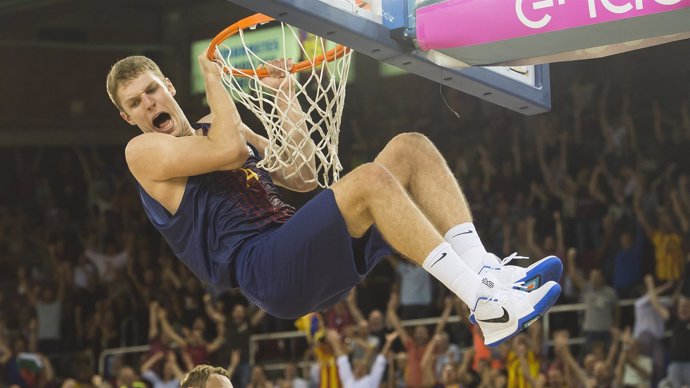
[215,18,352,188]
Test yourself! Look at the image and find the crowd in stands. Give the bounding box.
[1,51,690,388]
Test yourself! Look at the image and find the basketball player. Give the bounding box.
[106,52,562,346]
[181,365,232,388]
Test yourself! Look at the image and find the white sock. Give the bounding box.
[422,242,492,309]
[444,222,490,273]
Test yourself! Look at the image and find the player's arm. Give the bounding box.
[237,125,313,192]
[261,59,318,191]
[197,115,316,192]
[126,53,249,182]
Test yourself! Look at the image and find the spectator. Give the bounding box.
[0,334,55,388]
[29,258,68,354]
[115,366,144,388]
[670,185,690,297]
[614,328,652,388]
[140,352,185,388]
[552,331,590,388]
[85,299,120,357]
[146,301,172,366]
[387,294,453,388]
[505,334,539,388]
[567,248,619,354]
[349,321,380,364]
[325,301,355,335]
[72,252,99,292]
[226,350,241,380]
[453,298,503,372]
[612,227,646,298]
[178,277,206,330]
[295,313,341,388]
[246,366,273,388]
[535,366,569,388]
[435,362,461,388]
[345,288,389,350]
[157,307,225,368]
[283,362,309,388]
[634,275,673,385]
[455,349,481,388]
[386,255,434,319]
[647,288,690,388]
[84,234,133,284]
[326,329,397,388]
[635,191,684,283]
[206,296,265,388]
[431,332,460,381]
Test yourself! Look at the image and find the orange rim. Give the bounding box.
[207,13,351,79]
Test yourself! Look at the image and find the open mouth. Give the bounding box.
[152,112,173,132]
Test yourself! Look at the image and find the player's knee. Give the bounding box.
[387,132,433,157]
[392,132,431,148]
[356,162,398,195]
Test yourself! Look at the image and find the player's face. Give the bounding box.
[117,71,191,137]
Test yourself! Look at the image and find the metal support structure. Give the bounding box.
[224,0,551,114]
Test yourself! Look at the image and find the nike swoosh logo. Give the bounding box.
[477,307,510,323]
[452,230,473,238]
[430,252,447,267]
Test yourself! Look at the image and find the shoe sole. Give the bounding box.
[521,255,563,291]
[469,256,563,324]
[483,282,561,347]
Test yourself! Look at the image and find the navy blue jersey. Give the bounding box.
[136,123,294,289]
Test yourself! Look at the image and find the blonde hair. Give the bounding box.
[106,56,165,111]
[181,365,233,388]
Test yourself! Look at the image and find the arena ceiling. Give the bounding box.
[0,0,255,143]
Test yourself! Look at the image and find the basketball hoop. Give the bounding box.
[207,13,353,188]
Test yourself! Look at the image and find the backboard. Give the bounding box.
[223,0,552,115]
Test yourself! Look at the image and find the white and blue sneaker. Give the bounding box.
[480,253,563,290]
[473,280,561,347]
[469,253,563,324]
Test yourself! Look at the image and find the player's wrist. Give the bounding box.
[204,74,224,85]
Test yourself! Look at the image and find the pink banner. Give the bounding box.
[416,0,690,50]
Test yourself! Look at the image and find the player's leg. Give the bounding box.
[373,132,490,269]
[331,162,488,305]
[373,132,470,234]
[331,161,561,346]
[373,132,562,289]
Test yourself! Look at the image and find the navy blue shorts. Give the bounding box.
[234,189,393,319]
